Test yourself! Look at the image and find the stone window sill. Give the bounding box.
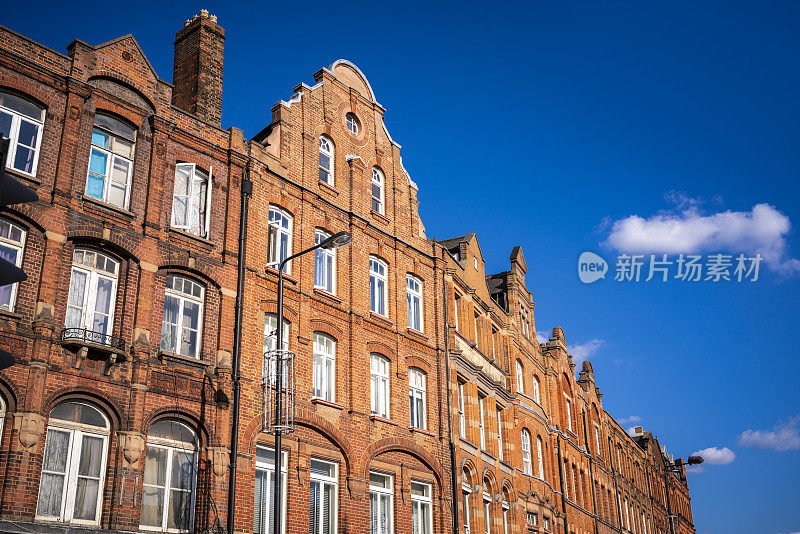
[159,350,211,369]
[5,166,41,185]
[369,311,393,327]
[406,328,428,341]
[313,288,343,304]
[167,227,214,248]
[311,397,344,410]
[318,180,339,196]
[409,426,434,437]
[370,210,389,225]
[81,194,136,218]
[265,266,298,285]
[369,414,398,426]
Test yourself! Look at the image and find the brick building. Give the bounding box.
[0,11,695,534]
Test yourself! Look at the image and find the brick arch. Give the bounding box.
[43,387,124,431]
[405,355,431,374]
[142,406,210,448]
[0,372,20,413]
[67,233,142,265]
[367,340,395,360]
[157,262,223,290]
[481,468,499,493]
[295,405,353,475]
[88,71,155,117]
[358,438,444,491]
[460,457,478,487]
[310,318,343,341]
[0,77,56,111]
[260,300,299,325]
[0,208,47,237]
[500,479,515,502]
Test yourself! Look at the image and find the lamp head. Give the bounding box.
[321,231,352,249]
[687,455,704,465]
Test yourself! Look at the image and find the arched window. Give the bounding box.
[319,136,334,185]
[161,275,205,359]
[0,394,5,446]
[536,435,545,480]
[345,113,360,135]
[0,218,26,311]
[86,113,135,208]
[312,332,336,402]
[532,375,541,404]
[406,275,424,332]
[268,206,293,274]
[501,487,511,534]
[171,163,211,238]
[521,429,532,475]
[371,167,385,214]
[482,479,492,534]
[36,401,110,525]
[564,396,573,432]
[461,467,472,534]
[0,90,45,176]
[140,419,198,532]
[65,249,119,344]
[370,353,390,418]
[369,256,388,316]
[314,229,336,294]
[515,360,524,395]
[409,367,427,429]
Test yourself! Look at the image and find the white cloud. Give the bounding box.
[618,415,642,425]
[692,446,736,465]
[602,196,800,275]
[536,331,549,344]
[685,464,705,475]
[569,338,605,367]
[627,426,638,436]
[738,415,800,451]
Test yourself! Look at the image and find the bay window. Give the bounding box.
[369,472,393,534]
[36,401,109,525]
[171,163,211,238]
[410,481,431,534]
[86,113,135,209]
[0,90,45,176]
[309,458,338,534]
[0,218,26,311]
[161,275,204,359]
[65,249,118,343]
[409,368,427,429]
[370,353,390,418]
[254,446,287,534]
[313,332,336,402]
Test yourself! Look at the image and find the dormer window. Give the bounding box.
[345,112,360,135]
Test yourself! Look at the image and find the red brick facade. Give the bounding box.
[0,11,695,534]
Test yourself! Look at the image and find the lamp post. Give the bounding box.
[664,455,703,534]
[269,231,352,534]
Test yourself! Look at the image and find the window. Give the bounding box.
[0,219,26,311]
[313,332,336,402]
[410,481,431,534]
[406,275,423,331]
[457,380,466,439]
[536,436,545,480]
[370,353,390,418]
[345,113,359,135]
[319,136,334,185]
[462,470,472,534]
[65,249,118,340]
[515,360,524,395]
[624,498,630,532]
[268,206,293,274]
[409,368,427,429]
[369,256,387,316]
[496,407,504,461]
[501,494,509,534]
[453,292,461,331]
[526,512,537,526]
[314,230,336,293]
[254,446,287,534]
[264,314,291,385]
[478,393,487,450]
[309,458,338,534]
[543,517,550,529]
[140,420,198,532]
[369,472,393,534]
[0,90,45,176]
[36,402,109,525]
[371,167,384,214]
[565,398,573,432]
[482,481,491,534]
[0,395,5,447]
[474,257,478,270]
[161,275,204,359]
[171,163,211,238]
[532,375,541,404]
[86,113,135,208]
[520,307,529,338]
[594,426,602,458]
[490,326,498,358]
[521,429,532,475]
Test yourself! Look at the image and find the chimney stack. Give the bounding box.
[173,10,225,126]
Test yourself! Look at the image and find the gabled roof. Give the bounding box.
[69,34,166,85]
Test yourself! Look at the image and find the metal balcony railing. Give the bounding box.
[61,327,126,351]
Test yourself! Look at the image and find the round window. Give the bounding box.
[345,113,360,135]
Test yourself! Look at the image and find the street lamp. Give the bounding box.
[664,454,703,534]
[268,230,352,534]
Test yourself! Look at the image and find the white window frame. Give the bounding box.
[309,458,338,534]
[501,499,509,534]
[409,368,427,430]
[565,397,573,432]
[515,361,524,395]
[0,90,45,177]
[0,218,26,311]
[319,136,334,185]
[314,229,336,294]
[254,446,287,534]
[369,256,388,317]
[478,393,487,451]
[345,113,359,135]
[457,380,466,439]
[453,293,460,331]
[526,512,537,526]
[462,477,472,534]
[171,163,212,238]
[532,375,541,404]
[410,480,432,534]
[161,275,205,359]
[594,425,602,458]
[496,407,503,461]
[406,275,423,332]
[268,206,293,274]
[370,353,390,418]
[371,167,385,214]
[35,402,109,526]
[140,421,198,533]
[0,396,5,448]
[313,332,336,402]
[85,116,135,209]
[482,484,492,534]
[521,429,532,476]
[369,472,393,534]
[65,249,118,338]
[536,435,545,480]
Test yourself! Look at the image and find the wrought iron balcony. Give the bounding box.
[61,327,126,352]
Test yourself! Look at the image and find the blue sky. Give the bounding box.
[4,1,800,532]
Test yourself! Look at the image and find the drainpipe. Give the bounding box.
[582,411,599,534]
[227,166,253,533]
[443,281,459,534]
[552,427,569,534]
